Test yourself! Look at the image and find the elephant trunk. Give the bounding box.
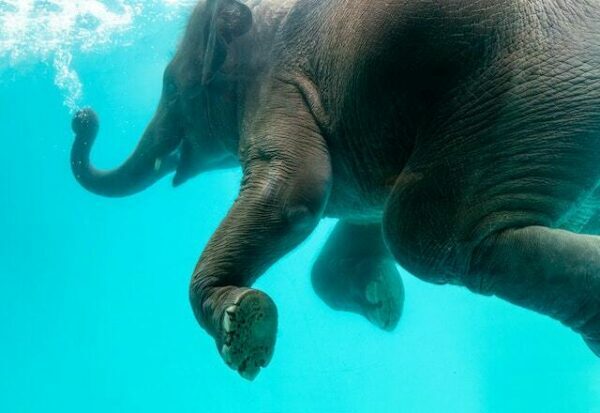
[70,108,181,197]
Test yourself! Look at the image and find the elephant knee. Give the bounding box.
[457,231,506,296]
[382,206,455,285]
[382,203,484,287]
[382,170,464,284]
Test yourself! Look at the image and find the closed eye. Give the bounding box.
[164,80,177,96]
[162,68,179,96]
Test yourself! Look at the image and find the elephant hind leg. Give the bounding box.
[383,168,600,356]
[466,226,600,355]
[311,221,404,331]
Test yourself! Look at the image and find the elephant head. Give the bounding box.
[70,0,253,197]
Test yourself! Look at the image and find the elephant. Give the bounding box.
[70,0,600,380]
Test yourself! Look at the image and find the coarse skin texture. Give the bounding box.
[70,0,600,379]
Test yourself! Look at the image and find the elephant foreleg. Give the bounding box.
[189,79,332,379]
[311,221,404,331]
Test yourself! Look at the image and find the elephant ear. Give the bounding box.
[202,0,252,85]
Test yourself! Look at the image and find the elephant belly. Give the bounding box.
[323,154,399,223]
[323,115,411,223]
[410,34,600,241]
[320,0,600,226]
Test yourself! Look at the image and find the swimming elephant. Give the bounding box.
[71,0,600,380]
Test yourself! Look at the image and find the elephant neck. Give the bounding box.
[241,0,295,73]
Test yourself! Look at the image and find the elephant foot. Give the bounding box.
[313,258,404,331]
[218,288,278,381]
[363,262,404,331]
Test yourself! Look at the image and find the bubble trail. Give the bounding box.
[0,0,196,112]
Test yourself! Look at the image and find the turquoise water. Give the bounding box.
[1,2,599,412]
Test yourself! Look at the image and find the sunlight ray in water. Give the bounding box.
[0,0,196,111]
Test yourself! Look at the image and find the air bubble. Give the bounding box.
[0,0,196,110]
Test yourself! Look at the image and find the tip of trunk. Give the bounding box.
[70,107,180,197]
[72,108,99,142]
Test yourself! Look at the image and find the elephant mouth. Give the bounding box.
[171,137,239,187]
[155,145,181,173]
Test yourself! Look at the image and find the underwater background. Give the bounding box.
[0,1,599,412]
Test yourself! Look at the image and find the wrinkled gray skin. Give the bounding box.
[71,0,600,379]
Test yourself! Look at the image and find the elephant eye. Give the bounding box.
[164,79,177,96]
[162,70,178,96]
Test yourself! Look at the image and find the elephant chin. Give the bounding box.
[70,108,181,198]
